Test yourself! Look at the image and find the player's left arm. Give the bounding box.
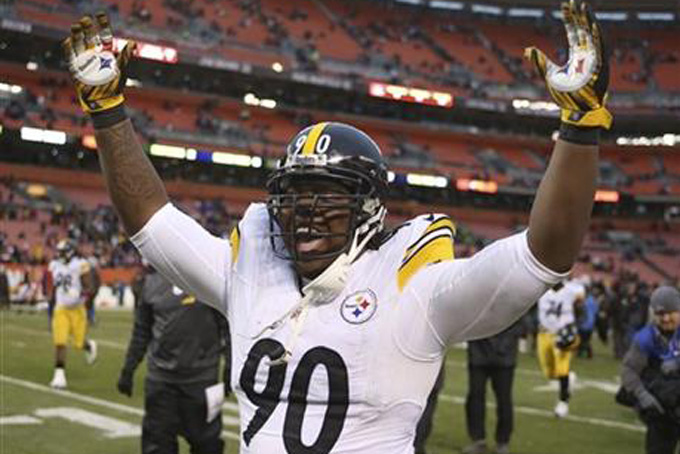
[395,1,612,355]
[525,0,611,273]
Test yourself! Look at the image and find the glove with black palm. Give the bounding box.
[117,369,134,397]
[525,0,611,144]
[63,13,136,127]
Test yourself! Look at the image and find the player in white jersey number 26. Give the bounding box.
[63,0,611,452]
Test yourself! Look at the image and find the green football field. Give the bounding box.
[1,310,646,454]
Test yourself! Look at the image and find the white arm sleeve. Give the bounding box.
[130,203,230,312]
[396,231,568,360]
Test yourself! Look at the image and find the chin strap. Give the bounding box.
[255,205,386,365]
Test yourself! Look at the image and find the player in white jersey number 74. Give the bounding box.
[64,1,610,452]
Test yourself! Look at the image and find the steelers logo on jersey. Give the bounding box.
[340,290,378,324]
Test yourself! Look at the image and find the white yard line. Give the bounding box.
[5,325,127,351]
[5,326,642,433]
[0,375,240,441]
[438,394,644,432]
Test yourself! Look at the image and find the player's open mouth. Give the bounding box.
[296,238,327,253]
[295,227,329,253]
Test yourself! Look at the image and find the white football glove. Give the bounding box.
[63,13,136,114]
[524,0,611,129]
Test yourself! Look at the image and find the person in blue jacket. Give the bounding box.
[621,286,680,454]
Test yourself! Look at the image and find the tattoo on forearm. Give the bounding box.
[95,119,167,232]
[97,121,158,198]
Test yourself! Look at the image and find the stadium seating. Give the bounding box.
[11,0,679,92]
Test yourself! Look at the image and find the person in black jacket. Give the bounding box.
[462,318,526,454]
[117,267,231,454]
[620,285,680,454]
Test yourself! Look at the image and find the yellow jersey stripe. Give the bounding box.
[301,122,329,156]
[230,225,241,265]
[404,217,455,257]
[398,235,454,291]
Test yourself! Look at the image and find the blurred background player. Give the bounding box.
[47,239,97,389]
[620,286,680,454]
[462,318,526,454]
[117,265,231,454]
[536,278,585,418]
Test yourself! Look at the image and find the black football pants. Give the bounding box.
[465,365,515,445]
[142,378,224,454]
[645,417,680,454]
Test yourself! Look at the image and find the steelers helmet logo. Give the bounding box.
[340,290,378,324]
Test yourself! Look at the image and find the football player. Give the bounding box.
[536,278,586,417]
[47,239,98,388]
[63,2,610,451]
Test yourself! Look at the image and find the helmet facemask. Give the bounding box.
[267,166,385,267]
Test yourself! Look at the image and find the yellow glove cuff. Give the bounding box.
[79,94,125,114]
[561,106,612,130]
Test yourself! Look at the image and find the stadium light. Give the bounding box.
[272,62,284,73]
[471,4,503,15]
[212,151,256,167]
[243,92,277,109]
[82,135,97,150]
[20,127,67,145]
[113,38,178,63]
[616,134,680,147]
[507,8,544,18]
[148,142,263,168]
[637,12,674,21]
[594,12,628,21]
[149,144,187,159]
[406,173,448,188]
[0,82,22,94]
[369,82,453,108]
[512,98,560,114]
[26,184,48,197]
[456,178,498,194]
[594,190,619,203]
[251,156,263,168]
[429,1,464,10]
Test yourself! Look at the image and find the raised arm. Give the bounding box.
[63,14,229,309]
[63,14,167,234]
[524,0,612,272]
[95,120,168,234]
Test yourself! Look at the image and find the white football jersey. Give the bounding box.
[538,280,585,334]
[132,203,566,453]
[48,257,90,307]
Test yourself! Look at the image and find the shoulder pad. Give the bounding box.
[397,213,456,291]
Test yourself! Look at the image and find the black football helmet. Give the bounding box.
[555,323,580,351]
[56,239,76,262]
[266,122,388,263]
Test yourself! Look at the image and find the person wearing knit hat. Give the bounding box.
[621,285,680,454]
[650,286,680,330]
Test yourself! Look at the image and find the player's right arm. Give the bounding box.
[64,15,230,308]
[63,15,167,235]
